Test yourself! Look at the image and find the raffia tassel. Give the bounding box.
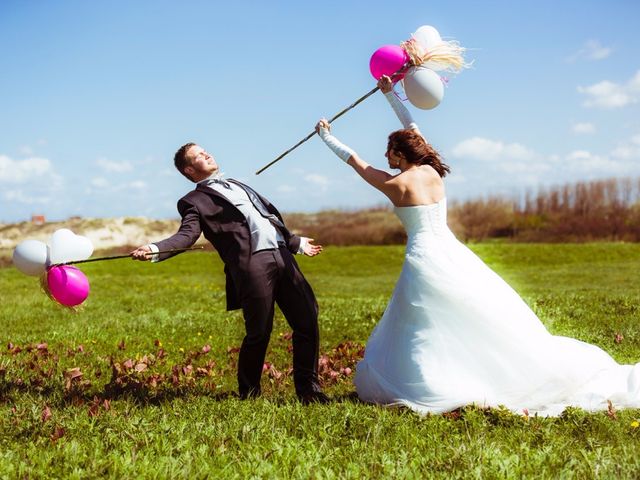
[401,38,471,73]
[401,39,426,66]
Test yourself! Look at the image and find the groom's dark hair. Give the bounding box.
[388,130,450,178]
[174,142,197,180]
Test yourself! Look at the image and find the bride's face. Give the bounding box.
[386,146,402,169]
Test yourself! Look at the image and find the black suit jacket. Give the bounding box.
[155,180,302,310]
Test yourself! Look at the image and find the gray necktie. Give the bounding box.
[209,177,231,189]
[229,180,285,228]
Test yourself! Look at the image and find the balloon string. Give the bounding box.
[393,84,408,102]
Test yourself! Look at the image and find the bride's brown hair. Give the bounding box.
[387,129,450,178]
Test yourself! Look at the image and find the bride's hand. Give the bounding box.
[377,75,393,94]
[315,118,330,134]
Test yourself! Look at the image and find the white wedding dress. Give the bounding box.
[354,198,640,416]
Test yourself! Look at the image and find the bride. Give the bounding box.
[315,75,640,416]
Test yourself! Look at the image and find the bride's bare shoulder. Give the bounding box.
[396,165,442,184]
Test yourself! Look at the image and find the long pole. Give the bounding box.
[49,246,205,267]
[255,86,380,175]
[255,65,410,175]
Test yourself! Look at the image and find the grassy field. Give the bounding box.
[1,243,640,478]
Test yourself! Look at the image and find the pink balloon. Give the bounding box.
[369,45,409,81]
[47,266,90,307]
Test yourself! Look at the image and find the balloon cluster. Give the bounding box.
[369,25,470,110]
[13,229,94,308]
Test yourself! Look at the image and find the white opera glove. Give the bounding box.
[318,126,355,163]
[384,91,418,131]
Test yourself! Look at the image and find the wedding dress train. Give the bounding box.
[354,198,640,416]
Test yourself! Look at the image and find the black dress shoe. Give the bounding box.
[300,391,331,405]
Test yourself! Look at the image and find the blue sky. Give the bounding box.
[1,0,639,222]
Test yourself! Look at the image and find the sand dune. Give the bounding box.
[0,217,189,251]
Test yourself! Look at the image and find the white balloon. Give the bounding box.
[13,240,50,276]
[412,25,443,51]
[48,229,94,264]
[402,67,444,110]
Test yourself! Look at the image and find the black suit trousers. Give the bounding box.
[237,245,321,398]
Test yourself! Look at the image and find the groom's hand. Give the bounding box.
[302,238,323,257]
[130,245,152,261]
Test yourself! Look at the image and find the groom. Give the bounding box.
[131,143,328,404]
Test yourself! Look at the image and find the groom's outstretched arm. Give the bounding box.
[131,201,202,262]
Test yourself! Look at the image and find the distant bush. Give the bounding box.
[285,207,406,246]
[510,177,640,242]
[448,197,515,241]
[286,177,640,244]
[3,178,638,253]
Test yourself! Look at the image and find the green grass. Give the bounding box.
[1,243,640,478]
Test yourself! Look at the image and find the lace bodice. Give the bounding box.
[393,197,448,237]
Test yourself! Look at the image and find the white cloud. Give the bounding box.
[610,133,640,160]
[450,137,535,162]
[500,161,551,174]
[585,40,612,60]
[304,173,329,187]
[448,137,553,190]
[630,71,640,91]
[3,189,51,204]
[109,180,147,193]
[578,70,640,109]
[91,177,110,188]
[96,158,133,173]
[446,173,467,184]
[0,154,55,183]
[565,149,627,173]
[578,81,632,108]
[18,145,34,156]
[140,155,157,165]
[277,184,297,193]
[610,146,635,160]
[571,122,596,134]
[301,173,330,195]
[566,150,591,161]
[568,40,613,62]
[446,132,640,201]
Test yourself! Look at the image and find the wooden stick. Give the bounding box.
[49,246,205,267]
[255,65,410,175]
[255,86,380,175]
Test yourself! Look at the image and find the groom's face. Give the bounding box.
[184,145,219,181]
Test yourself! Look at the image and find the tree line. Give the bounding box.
[285,178,640,244]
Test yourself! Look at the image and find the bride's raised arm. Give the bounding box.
[315,119,397,198]
[378,75,424,138]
